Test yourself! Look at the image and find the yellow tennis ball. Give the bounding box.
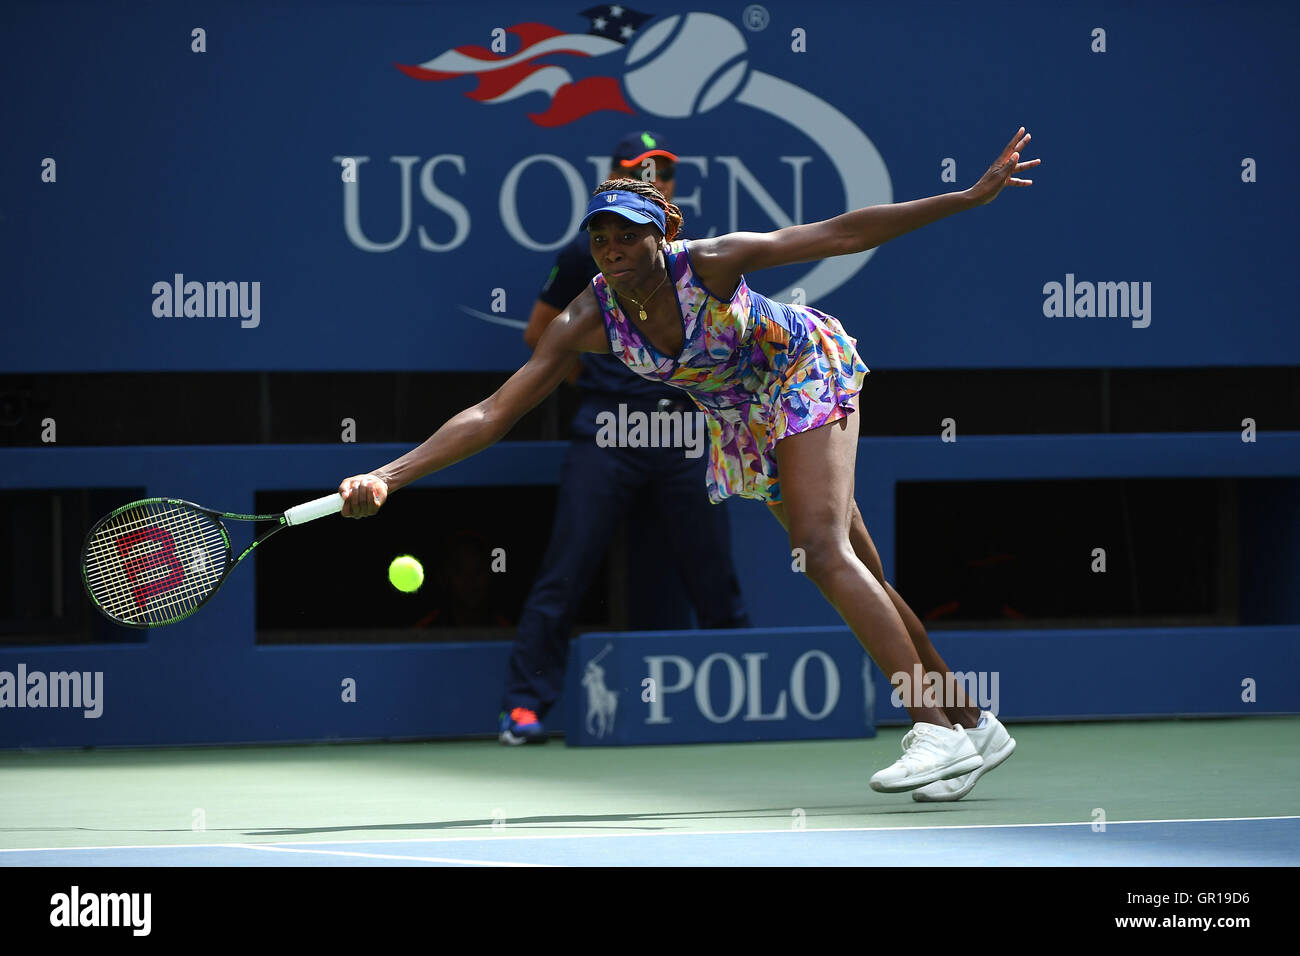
[388,555,424,593]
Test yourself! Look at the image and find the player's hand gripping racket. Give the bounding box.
[81,494,344,627]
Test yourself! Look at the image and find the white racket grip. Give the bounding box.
[283,494,345,526]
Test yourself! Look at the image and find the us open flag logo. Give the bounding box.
[391,7,894,305]
[395,6,655,126]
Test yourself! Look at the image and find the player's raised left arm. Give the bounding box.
[695,128,1040,276]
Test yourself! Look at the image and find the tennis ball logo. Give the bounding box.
[623,13,750,118]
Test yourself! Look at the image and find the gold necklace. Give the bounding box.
[619,270,668,322]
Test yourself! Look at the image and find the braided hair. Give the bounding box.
[592,178,684,242]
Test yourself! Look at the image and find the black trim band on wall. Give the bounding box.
[2,367,1298,446]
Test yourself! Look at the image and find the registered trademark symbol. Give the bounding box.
[742,4,770,31]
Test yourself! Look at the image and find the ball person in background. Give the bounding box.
[340,128,1040,799]
[498,131,749,745]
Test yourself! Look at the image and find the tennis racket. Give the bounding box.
[81,494,344,628]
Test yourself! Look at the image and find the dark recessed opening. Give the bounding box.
[896,478,1240,629]
[253,486,616,643]
[0,488,148,645]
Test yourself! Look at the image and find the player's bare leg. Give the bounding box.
[845,498,982,729]
[835,496,1015,800]
[768,411,951,727]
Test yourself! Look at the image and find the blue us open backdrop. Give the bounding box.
[4,0,1297,373]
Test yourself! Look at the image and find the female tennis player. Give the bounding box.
[339,128,1040,800]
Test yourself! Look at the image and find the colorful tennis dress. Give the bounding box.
[592,240,869,503]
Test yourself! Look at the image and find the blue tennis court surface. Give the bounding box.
[5,817,1296,867]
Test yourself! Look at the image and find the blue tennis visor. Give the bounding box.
[579,190,667,234]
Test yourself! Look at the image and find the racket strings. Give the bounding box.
[137,504,229,622]
[108,504,227,624]
[84,504,175,615]
[156,507,227,619]
[85,503,183,614]
[84,503,175,623]
[84,502,229,625]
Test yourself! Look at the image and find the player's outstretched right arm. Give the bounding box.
[339,286,609,517]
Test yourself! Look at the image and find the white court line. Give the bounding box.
[230,843,552,867]
[2,815,1296,855]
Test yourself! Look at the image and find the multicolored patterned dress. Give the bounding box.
[592,239,869,503]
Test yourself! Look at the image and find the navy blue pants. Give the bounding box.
[501,408,750,719]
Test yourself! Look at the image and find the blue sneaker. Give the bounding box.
[498,707,547,746]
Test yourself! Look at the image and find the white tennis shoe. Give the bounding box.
[911,711,1016,802]
[869,722,983,793]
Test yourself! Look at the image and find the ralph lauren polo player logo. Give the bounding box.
[583,644,619,740]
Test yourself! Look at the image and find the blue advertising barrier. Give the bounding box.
[0,640,519,749]
[880,627,1300,726]
[564,622,1300,746]
[2,621,1294,749]
[4,1,1298,372]
[563,627,877,746]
